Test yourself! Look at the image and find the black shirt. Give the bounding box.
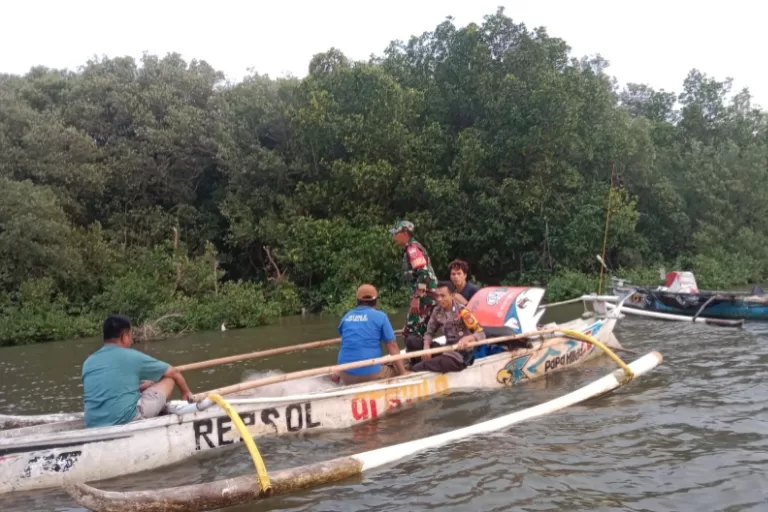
[458,282,480,302]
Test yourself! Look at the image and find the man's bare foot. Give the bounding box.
[330,373,341,384]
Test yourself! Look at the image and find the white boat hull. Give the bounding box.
[0,315,618,494]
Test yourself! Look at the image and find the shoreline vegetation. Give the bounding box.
[2,8,767,346]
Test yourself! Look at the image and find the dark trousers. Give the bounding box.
[404,334,436,365]
[405,334,468,373]
[412,353,466,373]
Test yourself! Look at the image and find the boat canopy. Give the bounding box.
[663,271,699,294]
[466,286,545,331]
[465,286,546,360]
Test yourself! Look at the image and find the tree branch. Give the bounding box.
[263,245,287,281]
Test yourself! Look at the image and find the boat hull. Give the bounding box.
[613,286,768,320]
[0,316,617,494]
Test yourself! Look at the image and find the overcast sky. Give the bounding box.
[3,0,766,108]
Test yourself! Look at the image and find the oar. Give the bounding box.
[175,329,403,372]
[189,328,562,402]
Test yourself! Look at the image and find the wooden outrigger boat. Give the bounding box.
[66,350,664,512]
[608,271,759,326]
[0,286,631,495]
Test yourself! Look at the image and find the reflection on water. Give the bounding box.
[2,308,768,511]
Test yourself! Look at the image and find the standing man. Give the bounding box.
[335,284,409,385]
[82,314,192,428]
[390,220,438,360]
[448,258,480,305]
[412,281,486,373]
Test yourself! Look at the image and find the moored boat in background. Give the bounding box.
[610,271,767,323]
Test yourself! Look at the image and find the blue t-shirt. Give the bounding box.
[82,344,170,428]
[337,306,397,376]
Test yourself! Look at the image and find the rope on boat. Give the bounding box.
[207,393,273,496]
[558,329,634,380]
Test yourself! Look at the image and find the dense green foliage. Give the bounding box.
[2,8,767,345]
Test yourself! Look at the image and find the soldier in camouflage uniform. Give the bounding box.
[390,220,438,363]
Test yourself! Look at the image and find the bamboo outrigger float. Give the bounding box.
[66,350,664,512]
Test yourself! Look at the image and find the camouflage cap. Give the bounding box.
[390,220,414,235]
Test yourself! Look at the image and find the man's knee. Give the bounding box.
[413,358,443,373]
[339,372,376,386]
[379,364,400,380]
[153,376,176,399]
[412,354,465,374]
[136,388,168,419]
[404,334,424,352]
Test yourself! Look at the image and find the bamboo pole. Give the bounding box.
[540,297,586,308]
[176,329,403,372]
[541,295,619,308]
[189,328,560,402]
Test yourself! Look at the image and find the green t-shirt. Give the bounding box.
[82,344,170,428]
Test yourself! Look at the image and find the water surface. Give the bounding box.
[2,307,767,511]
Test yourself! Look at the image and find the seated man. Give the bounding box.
[82,314,192,428]
[449,258,480,305]
[336,284,409,385]
[411,281,486,373]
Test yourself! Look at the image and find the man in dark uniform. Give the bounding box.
[390,220,438,361]
[412,281,486,373]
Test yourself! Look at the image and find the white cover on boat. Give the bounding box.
[662,271,699,293]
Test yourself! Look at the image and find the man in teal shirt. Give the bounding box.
[82,314,193,428]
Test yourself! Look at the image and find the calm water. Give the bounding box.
[2,307,768,511]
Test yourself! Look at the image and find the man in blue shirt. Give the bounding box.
[82,314,193,428]
[335,284,409,385]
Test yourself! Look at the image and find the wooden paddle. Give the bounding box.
[176,329,404,372]
[188,327,561,402]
